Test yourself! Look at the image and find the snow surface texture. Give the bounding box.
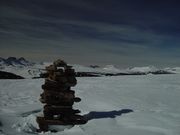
[0,75,180,135]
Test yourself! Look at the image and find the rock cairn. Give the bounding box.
[37,59,86,132]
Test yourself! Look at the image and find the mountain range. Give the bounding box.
[0,57,34,66]
[0,57,179,79]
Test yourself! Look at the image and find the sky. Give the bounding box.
[0,0,180,67]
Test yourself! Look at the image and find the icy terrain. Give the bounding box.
[0,74,180,135]
[1,57,180,78]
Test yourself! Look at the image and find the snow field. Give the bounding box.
[0,74,180,135]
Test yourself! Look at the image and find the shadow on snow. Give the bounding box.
[84,109,133,121]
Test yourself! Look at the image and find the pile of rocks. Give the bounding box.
[37,59,86,132]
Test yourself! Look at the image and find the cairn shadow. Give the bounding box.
[83,109,133,121]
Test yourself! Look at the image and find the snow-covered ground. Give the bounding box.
[0,74,180,135]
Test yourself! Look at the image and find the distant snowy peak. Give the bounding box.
[128,66,176,74]
[0,57,5,65]
[72,64,121,73]
[0,57,34,67]
[103,65,121,72]
[18,57,29,64]
[164,67,180,74]
[129,66,158,73]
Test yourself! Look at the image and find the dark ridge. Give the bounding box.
[0,71,24,79]
[38,70,174,78]
[89,65,100,68]
[75,71,148,77]
[75,72,102,77]
[150,70,174,75]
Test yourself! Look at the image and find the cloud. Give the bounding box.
[0,0,180,67]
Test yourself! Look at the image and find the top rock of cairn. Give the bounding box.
[45,59,73,72]
[53,59,67,67]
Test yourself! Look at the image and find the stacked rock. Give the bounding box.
[37,59,86,132]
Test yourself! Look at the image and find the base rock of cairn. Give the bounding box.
[36,59,87,132]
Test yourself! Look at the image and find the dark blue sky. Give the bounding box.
[0,0,180,67]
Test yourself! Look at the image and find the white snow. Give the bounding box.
[127,66,180,74]
[103,65,121,72]
[0,74,180,135]
[128,66,158,73]
[71,64,122,73]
